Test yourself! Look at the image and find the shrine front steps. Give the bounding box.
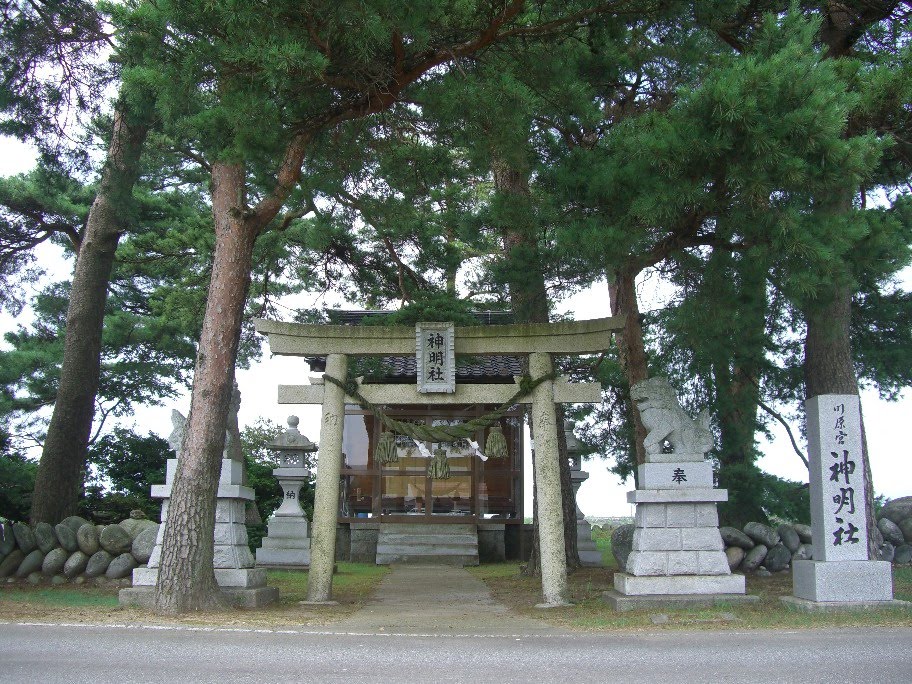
[376,523,479,566]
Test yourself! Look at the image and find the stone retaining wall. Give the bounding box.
[0,515,158,587]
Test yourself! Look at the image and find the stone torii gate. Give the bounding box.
[255,316,622,607]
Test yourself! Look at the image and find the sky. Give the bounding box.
[2,137,910,518]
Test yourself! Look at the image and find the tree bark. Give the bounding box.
[30,106,149,524]
[492,158,580,573]
[153,161,256,613]
[803,281,877,558]
[609,266,648,471]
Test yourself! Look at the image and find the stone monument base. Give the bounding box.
[791,559,895,603]
[603,588,759,612]
[119,585,279,609]
[614,572,746,595]
[605,572,755,611]
[780,595,910,613]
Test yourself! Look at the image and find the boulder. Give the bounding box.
[878,518,905,546]
[0,523,16,555]
[84,550,113,578]
[34,522,59,554]
[76,524,100,555]
[16,549,45,578]
[54,524,79,552]
[744,522,780,548]
[755,567,772,578]
[894,544,912,565]
[878,496,912,525]
[792,544,813,562]
[100,524,134,554]
[119,518,157,541]
[762,543,792,572]
[41,548,69,576]
[0,550,25,578]
[129,509,147,520]
[741,544,769,572]
[131,524,160,564]
[105,552,138,579]
[27,571,43,585]
[50,575,68,586]
[777,524,801,553]
[611,524,635,570]
[872,524,884,549]
[73,576,86,585]
[60,516,90,534]
[12,522,37,554]
[876,542,895,563]
[720,527,755,550]
[793,523,813,544]
[63,551,90,579]
[899,518,912,544]
[725,546,745,571]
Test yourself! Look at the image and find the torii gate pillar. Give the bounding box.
[305,353,347,604]
[529,352,570,607]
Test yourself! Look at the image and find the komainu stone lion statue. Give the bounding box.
[630,376,714,456]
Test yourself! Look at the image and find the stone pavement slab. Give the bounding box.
[335,564,564,636]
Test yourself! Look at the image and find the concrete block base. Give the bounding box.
[614,572,746,596]
[780,595,911,613]
[792,559,895,603]
[603,589,759,612]
[118,585,279,609]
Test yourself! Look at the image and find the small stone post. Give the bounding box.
[785,394,900,609]
[529,352,570,607]
[255,416,318,568]
[305,352,348,604]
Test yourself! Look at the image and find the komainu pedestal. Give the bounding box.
[605,377,753,611]
[119,457,278,608]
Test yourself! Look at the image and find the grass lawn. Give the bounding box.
[0,562,388,628]
[468,560,912,632]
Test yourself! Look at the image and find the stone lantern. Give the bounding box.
[255,416,318,568]
[566,419,601,566]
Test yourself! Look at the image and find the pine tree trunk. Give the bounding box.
[153,161,256,613]
[803,281,876,559]
[610,266,648,471]
[491,158,580,573]
[30,107,149,524]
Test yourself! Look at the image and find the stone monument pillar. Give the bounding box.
[605,377,753,610]
[256,416,317,568]
[565,420,601,567]
[120,405,278,608]
[784,395,903,610]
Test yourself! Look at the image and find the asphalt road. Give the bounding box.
[1,621,909,683]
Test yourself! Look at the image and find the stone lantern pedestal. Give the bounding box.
[566,420,601,567]
[256,416,317,568]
